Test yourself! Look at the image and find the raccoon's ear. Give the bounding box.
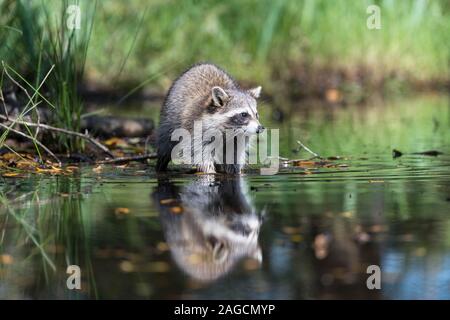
[211,86,229,107]
[248,86,262,99]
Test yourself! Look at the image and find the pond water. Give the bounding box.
[1,94,449,299]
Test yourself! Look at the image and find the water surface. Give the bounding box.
[1,95,449,299]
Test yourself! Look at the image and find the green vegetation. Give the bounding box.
[88,0,450,93]
[2,0,450,99]
[1,0,96,153]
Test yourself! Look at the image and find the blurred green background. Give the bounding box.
[1,0,449,98]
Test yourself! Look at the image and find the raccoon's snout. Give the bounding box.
[256,125,265,134]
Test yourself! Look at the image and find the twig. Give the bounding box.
[0,77,9,119]
[0,122,61,165]
[96,153,156,164]
[296,140,322,159]
[0,114,113,157]
[2,62,32,102]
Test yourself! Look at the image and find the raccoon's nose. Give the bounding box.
[256,125,265,134]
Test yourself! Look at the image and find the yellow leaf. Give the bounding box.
[293,160,316,167]
[115,207,130,215]
[325,88,342,103]
[92,165,103,173]
[170,206,183,214]
[160,198,176,205]
[290,234,303,242]
[2,172,24,177]
[104,137,128,147]
[0,254,14,265]
[1,153,17,161]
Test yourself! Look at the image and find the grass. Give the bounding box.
[85,0,450,95]
[1,0,96,153]
[2,0,450,96]
[0,176,99,298]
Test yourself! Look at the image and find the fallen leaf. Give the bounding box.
[0,254,14,265]
[170,206,183,214]
[341,211,354,218]
[115,207,130,215]
[2,172,25,178]
[119,260,135,273]
[160,198,177,205]
[104,137,128,148]
[156,242,169,252]
[92,165,103,173]
[292,160,316,167]
[1,153,17,161]
[282,226,302,235]
[325,88,342,103]
[145,261,170,273]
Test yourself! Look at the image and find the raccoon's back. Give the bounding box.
[162,63,237,125]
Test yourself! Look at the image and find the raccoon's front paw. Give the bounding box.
[215,164,242,175]
[197,163,216,174]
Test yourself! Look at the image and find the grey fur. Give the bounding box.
[156,63,263,174]
[152,176,262,281]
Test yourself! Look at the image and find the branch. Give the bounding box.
[96,153,156,164]
[0,122,61,165]
[297,140,322,159]
[0,114,113,157]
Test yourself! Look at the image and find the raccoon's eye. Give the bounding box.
[240,112,249,118]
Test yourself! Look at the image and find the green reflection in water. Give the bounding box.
[1,95,449,299]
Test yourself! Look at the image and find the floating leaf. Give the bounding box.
[104,137,128,148]
[92,165,103,173]
[160,198,176,205]
[0,254,14,265]
[115,207,130,215]
[170,206,183,214]
[2,172,25,178]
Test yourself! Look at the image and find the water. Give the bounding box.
[1,95,449,299]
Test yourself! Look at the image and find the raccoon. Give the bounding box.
[156,63,264,174]
[152,176,263,282]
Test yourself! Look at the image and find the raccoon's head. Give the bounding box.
[204,86,264,135]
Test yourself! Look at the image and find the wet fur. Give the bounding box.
[156,63,261,174]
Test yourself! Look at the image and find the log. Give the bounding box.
[81,115,154,138]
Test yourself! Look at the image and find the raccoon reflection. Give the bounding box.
[153,176,262,282]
